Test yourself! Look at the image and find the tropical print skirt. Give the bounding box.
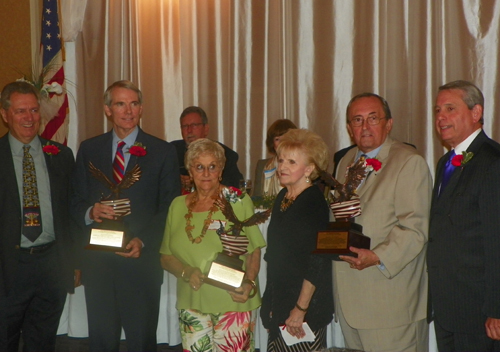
[179,308,256,352]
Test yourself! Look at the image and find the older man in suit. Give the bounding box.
[171,106,243,190]
[0,81,76,351]
[333,93,432,352]
[428,80,500,351]
[72,80,180,351]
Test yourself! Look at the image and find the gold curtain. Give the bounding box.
[74,0,500,179]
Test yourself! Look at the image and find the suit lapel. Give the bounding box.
[99,132,114,179]
[125,127,143,172]
[0,135,21,212]
[356,136,393,198]
[437,131,487,200]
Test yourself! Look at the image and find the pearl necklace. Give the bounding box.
[185,191,219,244]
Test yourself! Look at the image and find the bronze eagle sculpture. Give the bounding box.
[88,162,142,199]
[319,156,368,203]
[214,196,271,237]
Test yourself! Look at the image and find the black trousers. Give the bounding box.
[435,316,500,352]
[84,270,161,352]
[0,246,67,352]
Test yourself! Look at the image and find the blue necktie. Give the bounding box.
[440,150,456,195]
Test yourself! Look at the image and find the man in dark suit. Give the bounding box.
[171,106,243,190]
[0,81,76,351]
[428,80,500,351]
[72,80,180,351]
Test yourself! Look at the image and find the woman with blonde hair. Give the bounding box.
[260,129,333,351]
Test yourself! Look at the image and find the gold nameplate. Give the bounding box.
[89,229,124,247]
[207,262,245,288]
[86,225,127,252]
[316,231,349,250]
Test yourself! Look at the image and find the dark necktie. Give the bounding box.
[439,150,456,195]
[113,141,126,184]
[23,145,43,242]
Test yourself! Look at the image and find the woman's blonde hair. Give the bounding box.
[276,129,329,180]
[185,138,226,172]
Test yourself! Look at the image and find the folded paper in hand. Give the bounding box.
[280,322,316,346]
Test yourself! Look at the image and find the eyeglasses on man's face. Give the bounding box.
[348,115,387,127]
[181,122,205,130]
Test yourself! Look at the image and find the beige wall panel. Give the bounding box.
[0,0,33,135]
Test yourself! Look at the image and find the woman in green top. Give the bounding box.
[160,138,266,352]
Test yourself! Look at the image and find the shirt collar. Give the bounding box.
[112,127,139,147]
[8,133,41,155]
[356,145,382,161]
[453,128,481,155]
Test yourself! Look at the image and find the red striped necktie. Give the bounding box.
[113,141,126,184]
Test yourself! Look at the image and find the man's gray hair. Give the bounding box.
[103,80,143,107]
[1,81,40,110]
[438,80,484,123]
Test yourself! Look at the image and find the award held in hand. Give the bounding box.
[204,192,270,292]
[86,162,141,252]
[314,157,371,260]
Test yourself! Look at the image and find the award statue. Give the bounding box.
[314,157,371,260]
[85,162,141,251]
[203,194,271,293]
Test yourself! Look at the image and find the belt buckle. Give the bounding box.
[30,247,36,254]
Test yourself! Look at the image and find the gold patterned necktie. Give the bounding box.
[23,145,43,241]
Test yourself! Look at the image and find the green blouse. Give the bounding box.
[160,193,266,314]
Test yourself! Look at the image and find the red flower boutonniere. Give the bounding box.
[451,151,473,167]
[365,158,382,172]
[128,142,147,156]
[42,143,60,156]
[222,186,244,203]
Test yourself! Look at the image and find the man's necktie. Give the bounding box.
[439,150,456,195]
[23,145,43,242]
[113,141,126,184]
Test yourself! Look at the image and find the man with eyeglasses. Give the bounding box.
[332,93,432,351]
[171,106,243,191]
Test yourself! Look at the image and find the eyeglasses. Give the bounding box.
[181,123,204,130]
[193,164,220,174]
[348,115,387,127]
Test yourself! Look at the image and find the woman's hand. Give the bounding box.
[228,280,253,303]
[186,267,205,291]
[285,306,307,338]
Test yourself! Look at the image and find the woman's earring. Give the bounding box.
[305,175,310,183]
[219,176,222,182]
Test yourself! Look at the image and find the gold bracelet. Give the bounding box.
[295,303,308,312]
[243,278,257,298]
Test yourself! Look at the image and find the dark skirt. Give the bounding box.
[267,325,327,352]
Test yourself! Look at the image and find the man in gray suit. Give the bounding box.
[428,80,500,351]
[334,93,432,352]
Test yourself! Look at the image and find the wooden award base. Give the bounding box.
[204,253,245,292]
[313,221,370,261]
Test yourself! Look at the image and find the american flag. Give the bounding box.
[39,0,68,145]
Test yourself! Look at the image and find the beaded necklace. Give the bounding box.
[280,195,295,212]
[185,191,219,244]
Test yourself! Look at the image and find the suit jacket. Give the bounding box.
[333,136,432,329]
[0,134,75,296]
[171,139,243,189]
[428,130,500,334]
[72,128,180,287]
